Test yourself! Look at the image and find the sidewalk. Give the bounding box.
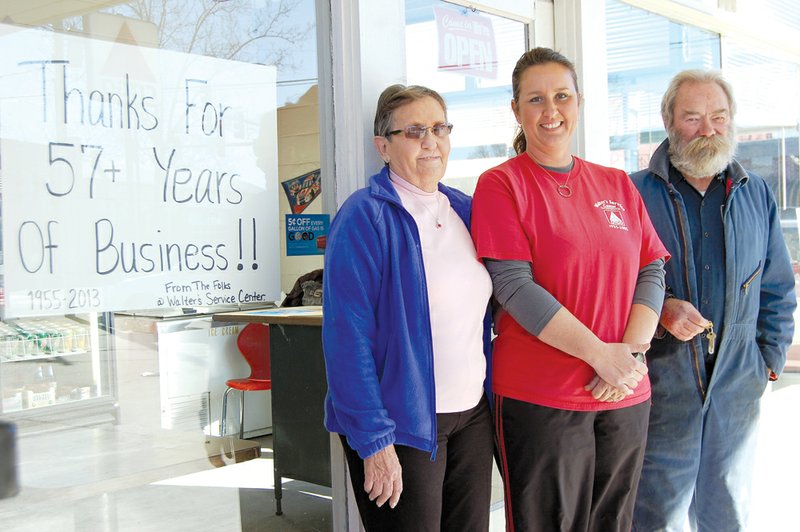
[489,378,800,532]
[751,377,800,531]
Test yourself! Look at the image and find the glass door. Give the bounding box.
[0,312,115,429]
[403,0,529,194]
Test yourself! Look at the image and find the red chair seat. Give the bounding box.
[225,378,272,392]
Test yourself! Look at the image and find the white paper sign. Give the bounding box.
[0,24,280,317]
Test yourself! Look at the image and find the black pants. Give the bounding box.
[495,396,649,532]
[340,396,494,532]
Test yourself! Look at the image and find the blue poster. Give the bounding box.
[286,214,329,256]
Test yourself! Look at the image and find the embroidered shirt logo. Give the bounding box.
[594,200,629,231]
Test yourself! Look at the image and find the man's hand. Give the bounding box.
[660,298,708,341]
[363,445,402,508]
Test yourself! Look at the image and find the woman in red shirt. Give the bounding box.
[471,48,669,531]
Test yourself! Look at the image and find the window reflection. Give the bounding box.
[606,0,720,173]
[723,39,800,366]
[724,39,800,209]
[605,0,800,371]
[0,1,320,528]
[95,1,317,106]
[736,0,800,35]
[405,0,526,194]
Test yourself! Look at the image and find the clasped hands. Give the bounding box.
[584,342,650,402]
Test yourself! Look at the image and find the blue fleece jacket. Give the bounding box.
[322,166,492,460]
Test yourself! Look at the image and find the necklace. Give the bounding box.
[388,171,444,228]
[533,158,574,198]
[416,193,443,228]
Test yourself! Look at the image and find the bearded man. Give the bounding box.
[630,70,796,532]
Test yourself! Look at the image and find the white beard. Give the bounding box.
[668,128,737,179]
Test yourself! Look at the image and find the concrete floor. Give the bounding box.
[0,425,502,532]
[0,312,796,532]
[1,381,798,531]
[0,428,329,532]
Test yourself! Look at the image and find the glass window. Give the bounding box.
[606,0,720,173]
[736,0,800,35]
[723,38,800,367]
[0,1,321,528]
[404,0,527,194]
[101,1,318,107]
[673,0,717,10]
[605,0,800,376]
[723,39,800,208]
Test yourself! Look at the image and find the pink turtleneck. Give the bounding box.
[390,171,492,413]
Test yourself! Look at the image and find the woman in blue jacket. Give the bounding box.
[322,84,494,531]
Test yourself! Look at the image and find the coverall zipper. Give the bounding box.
[741,261,762,295]
[670,191,707,401]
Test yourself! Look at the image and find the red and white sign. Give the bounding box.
[435,7,497,80]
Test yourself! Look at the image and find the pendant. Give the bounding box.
[557,184,573,198]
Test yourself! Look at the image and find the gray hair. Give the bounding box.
[661,69,736,130]
[373,84,447,137]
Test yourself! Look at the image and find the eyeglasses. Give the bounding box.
[386,123,453,139]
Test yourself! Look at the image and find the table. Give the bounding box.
[213,307,360,531]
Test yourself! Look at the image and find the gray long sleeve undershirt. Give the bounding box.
[484,258,666,337]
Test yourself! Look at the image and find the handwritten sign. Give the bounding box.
[435,6,497,80]
[0,24,280,317]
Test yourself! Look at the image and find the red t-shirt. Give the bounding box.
[472,154,669,411]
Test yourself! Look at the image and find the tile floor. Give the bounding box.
[0,377,797,531]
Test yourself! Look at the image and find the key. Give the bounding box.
[705,321,716,355]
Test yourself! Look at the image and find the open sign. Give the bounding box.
[435,6,497,80]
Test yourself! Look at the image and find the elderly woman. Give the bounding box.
[471,48,670,531]
[322,84,494,531]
